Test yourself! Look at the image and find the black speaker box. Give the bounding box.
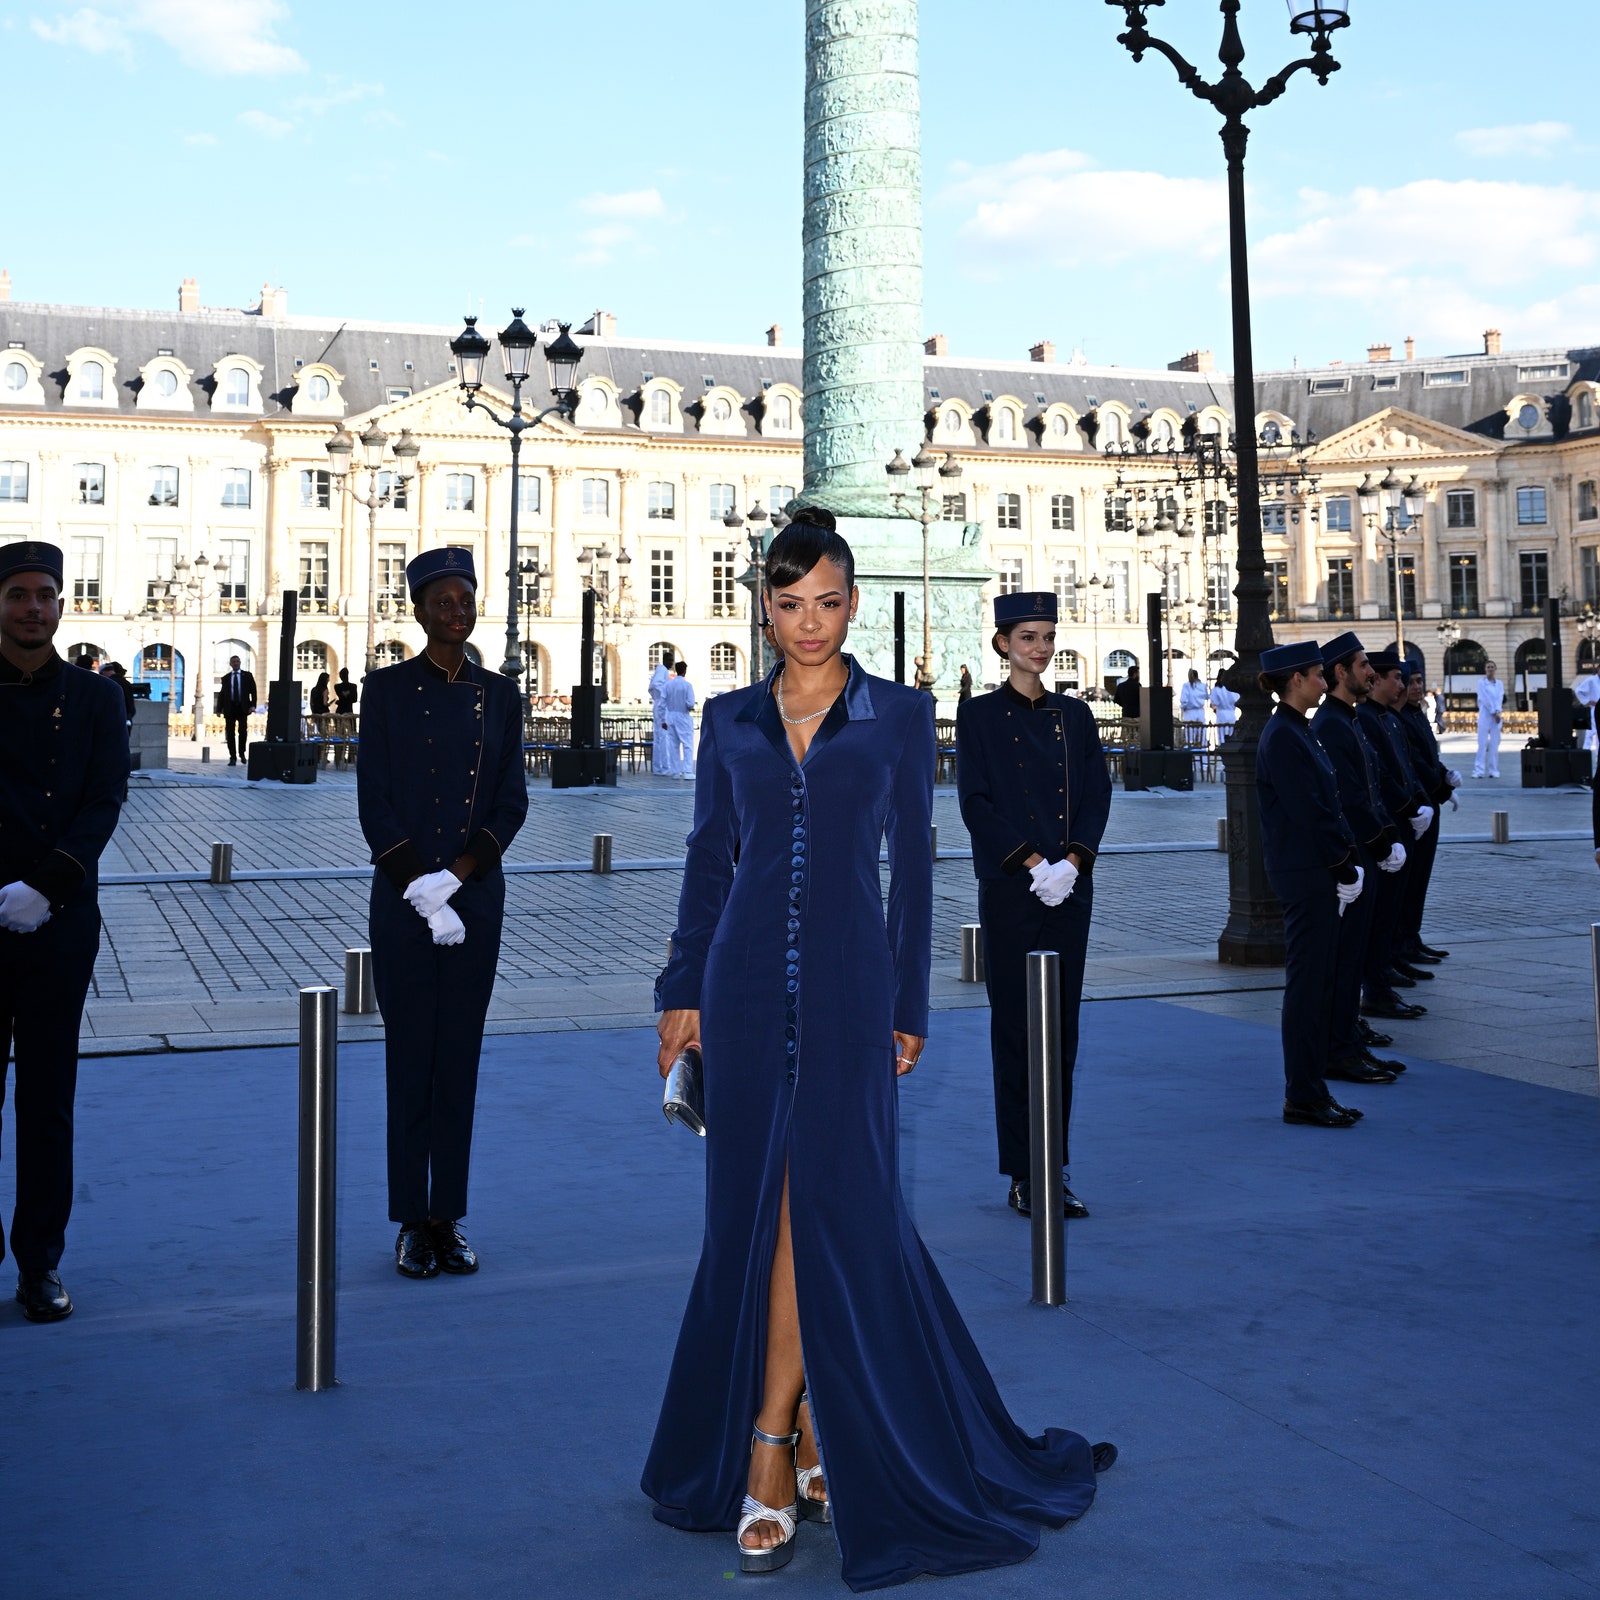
[248,742,319,784]
[550,746,619,788]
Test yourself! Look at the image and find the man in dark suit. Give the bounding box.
[217,653,257,767]
[0,542,130,1321]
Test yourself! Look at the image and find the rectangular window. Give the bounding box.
[1207,561,1233,617]
[71,462,105,504]
[298,542,330,614]
[1518,363,1568,382]
[1519,550,1550,613]
[220,467,251,508]
[581,477,610,517]
[1446,489,1476,528]
[1267,560,1289,620]
[148,465,179,507]
[711,549,738,615]
[378,542,407,614]
[517,475,540,515]
[386,386,412,403]
[708,482,736,522]
[0,461,29,502]
[1053,560,1078,616]
[650,547,676,614]
[1309,377,1350,395]
[299,469,331,510]
[1050,493,1075,532]
[1582,548,1600,609]
[941,492,967,522]
[1107,560,1131,619]
[996,492,1021,531]
[998,557,1024,596]
[445,472,476,512]
[647,480,676,520]
[1104,495,1131,534]
[146,536,178,607]
[1517,486,1547,525]
[1261,502,1287,535]
[376,470,409,511]
[1449,553,1480,616]
[70,536,102,614]
[218,538,250,610]
[769,484,796,516]
[1425,369,1468,387]
[1579,480,1597,521]
[1385,554,1418,618]
[1323,495,1352,533]
[1326,558,1354,618]
[1202,499,1227,538]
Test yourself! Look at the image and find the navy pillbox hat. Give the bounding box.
[994,591,1057,626]
[1367,649,1403,674]
[1320,630,1363,668]
[0,540,64,588]
[406,546,477,600]
[1261,640,1322,675]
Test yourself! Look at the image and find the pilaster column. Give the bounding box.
[1485,480,1510,614]
[1552,473,1575,599]
[186,454,208,561]
[969,482,991,547]
[263,454,294,609]
[548,467,572,612]
[113,452,140,618]
[1025,483,1048,554]
[482,462,507,618]
[678,471,701,618]
[35,450,58,551]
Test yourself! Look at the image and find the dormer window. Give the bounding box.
[223,369,250,406]
[650,388,672,426]
[709,397,732,423]
[944,409,961,434]
[771,394,793,429]
[4,362,27,391]
[306,374,330,402]
[995,408,1015,442]
[1049,414,1070,438]
[79,361,105,401]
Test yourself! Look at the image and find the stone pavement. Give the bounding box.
[67,734,1600,1098]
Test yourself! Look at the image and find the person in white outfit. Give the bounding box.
[1574,670,1600,754]
[1208,678,1240,741]
[649,652,675,775]
[1473,661,1505,778]
[660,660,697,778]
[1178,668,1209,747]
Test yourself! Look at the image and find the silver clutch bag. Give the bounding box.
[662,1046,706,1137]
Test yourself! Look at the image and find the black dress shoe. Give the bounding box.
[1326,1098,1364,1120]
[1092,1442,1118,1473]
[16,1270,73,1322]
[1417,942,1450,960]
[1384,968,1417,989]
[1284,1099,1359,1127]
[1392,960,1434,982]
[1007,1178,1091,1219]
[1404,948,1443,965]
[395,1224,440,1279]
[428,1217,479,1274]
[1362,1050,1406,1074]
[1358,1020,1394,1048]
[1362,994,1426,1020]
[1326,1056,1397,1084]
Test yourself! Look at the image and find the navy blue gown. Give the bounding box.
[644,658,1098,1592]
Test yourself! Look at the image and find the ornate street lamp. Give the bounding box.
[1106,0,1350,966]
[327,422,420,672]
[887,444,957,695]
[730,502,772,684]
[449,310,586,677]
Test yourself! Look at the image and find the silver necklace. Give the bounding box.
[775,675,836,727]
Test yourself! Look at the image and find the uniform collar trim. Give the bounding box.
[737,654,875,723]
[0,648,63,685]
[421,650,472,683]
[1001,680,1052,710]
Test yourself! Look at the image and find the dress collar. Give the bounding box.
[0,648,63,685]
[421,650,471,683]
[1001,679,1053,710]
[736,653,876,724]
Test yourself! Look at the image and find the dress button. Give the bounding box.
[792,826,805,839]
[787,918,800,933]
[786,979,799,994]
[787,1072,796,1083]
[785,948,799,962]
[791,855,804,869]
[792,840,805,854]
[786,964,798,979]
[791,870,804,885]
[786,1024,797,1040]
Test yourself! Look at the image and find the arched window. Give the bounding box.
[1152,417,1176,449]
[3,361,27,391]
[649,388,672,426]
[1106,648,1137,674]
[152,369,179,398]
[770,394,793,429]
[1102,411,1126,448]
[306,373,331,402]
[648,641,680,670]
[138,643,184,704]
[709,396,733,423]
[520,640,543,694]
[213,639,255,677]
[995,407,1016,442]
[78,360,104,400]
[1053,649,1081,688]
[223,368,250,405]
[295,640,330,676]
[1579,391,1596,430]
[647,481,676,520]
[376,641,407,666]
[1049,413,1071,440]
[1444,639,1487,679]
[710,642,739,680]
[68,642,105,666]
[943,408,962,435]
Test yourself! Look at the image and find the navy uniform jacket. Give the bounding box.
[1310,697,1396,852]
[1256,705,1356,898]
[357,652,528,888]
[0,649,129,908]
[1356,701,1426,824]
[1399,703,1453,805]
[955,683,1112,882]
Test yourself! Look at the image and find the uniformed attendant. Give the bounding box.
[1254,640,1365,1128]
[356,548,529,1280]
[956,592,1112,1219]
[1397,666,1457,966]
[0,542,130,1321]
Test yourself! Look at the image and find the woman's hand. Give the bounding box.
[893,1031,925,1076]
[658,1009,702,1078]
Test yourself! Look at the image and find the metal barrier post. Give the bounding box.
[1026,950,1066,1307]
[1591,925,1600,1087]
[209,842,234,884]
[1217,817,1228,852]
[1491,811,1510,844]
[296,986,338,1392]
[342,947,376,1015]
[931,825,938,861]
[592,833,613,873]
[959,924,985,983]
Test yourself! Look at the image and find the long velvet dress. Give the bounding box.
[643,657,1098,1592]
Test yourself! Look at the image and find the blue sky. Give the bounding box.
[4,0,1598,371]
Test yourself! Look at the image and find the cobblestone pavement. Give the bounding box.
[69,736,1600,1099]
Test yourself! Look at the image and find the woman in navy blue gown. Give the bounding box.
[645,518,1112,1590]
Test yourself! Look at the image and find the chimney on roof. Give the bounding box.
[1029,340,1056,364]
[0,269,10,303]
[1367,341,1393,362]
[1404,336,1416,361]
[924,333,948,357]
[766,324,782,347]
[179,276,200,313]
[257,283,287,319]
[579,310,616,337]
[1168,349,1214,373]
[1484,328,1502,356]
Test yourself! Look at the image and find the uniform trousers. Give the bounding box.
[0,897,100,1275]
[1277,882,1339,1105]
[1330,846,1378,1061]
[369,868,504,1224]
[978,871,1092,1178]
[1474,719,1502,777]
[222,710,250,762]
[664,712,695,775]
[1398,809,1441,950]
[1361,856,1409,994]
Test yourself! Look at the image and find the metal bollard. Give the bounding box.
[931,825,939,861]
[342,947,376,1015]
[1491,810,1510,844]
[1026,950,1067,1307]
[209,841,234,884]
[592,833,613,873]
[296,987,338,1393]
[201,747,212,763]
[959,924,985,983]
[1591,926,1600,1085]
[1217,817,1228,852]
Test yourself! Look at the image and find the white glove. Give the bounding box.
[427,904,466,946]
[1335,866,1364,917]
[1449,794,1459,812]
[404,869,461,919]
[1409,805,1435,839]
[1377,842,1406,873]
[1446,769,1462,789]
[0,881,51,934]
[1028,858,1079,907]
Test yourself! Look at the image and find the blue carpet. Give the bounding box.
[4,1001,1598,1599]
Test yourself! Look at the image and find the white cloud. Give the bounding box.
[237,107,292,138]
[578,188,667,221]
[291,76,380,115]
[31,0,302,74]
[1456,122,1573,160]
[182,130,217,146]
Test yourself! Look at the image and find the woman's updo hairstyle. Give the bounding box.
[764,508,855,595]
[1257,668,1295,698]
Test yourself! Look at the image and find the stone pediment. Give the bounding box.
[356,378,577,440]
[1309,407,1500,461]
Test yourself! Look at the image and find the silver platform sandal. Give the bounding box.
[738,1423,802,1574]
[795,1392,830,1524]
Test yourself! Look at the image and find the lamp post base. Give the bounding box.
[1216,733,1285,966]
